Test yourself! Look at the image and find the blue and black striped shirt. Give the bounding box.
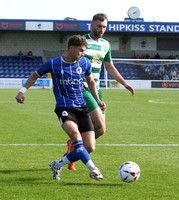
[36,56,91,108]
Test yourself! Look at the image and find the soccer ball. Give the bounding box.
[119,161,140,182]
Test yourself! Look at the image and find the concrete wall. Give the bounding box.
[0,31,71,61]
[0,31,179,62]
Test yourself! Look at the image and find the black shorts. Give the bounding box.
[55,106,94,133]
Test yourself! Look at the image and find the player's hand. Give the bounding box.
[16,92,25,104]
[97,100,106,111]
[124,84,135,96]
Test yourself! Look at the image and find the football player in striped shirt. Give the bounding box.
[16,35,105,181]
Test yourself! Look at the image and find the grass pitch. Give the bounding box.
[0,89,178,200]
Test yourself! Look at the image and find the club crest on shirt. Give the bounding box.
[76,66,82,74]
[62,111,68,116]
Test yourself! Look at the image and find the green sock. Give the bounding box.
[94,128,99,139]
[95,135,99,139]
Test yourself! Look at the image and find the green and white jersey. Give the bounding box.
[83,33,112,88]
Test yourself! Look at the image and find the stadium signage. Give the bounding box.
[108,24,179,33]
[82,22,179,33]
[0,79,21,88]
[0,21,25,30]
[54,21,80,31]
[1,20,179,33]
[157,38,179,50]
[22,79,52,88]
[26,22,53,31]
[151,81,179,88]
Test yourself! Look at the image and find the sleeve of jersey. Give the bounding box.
[85,59,92,77]
[103,43,112,62]
[36,59,52,77]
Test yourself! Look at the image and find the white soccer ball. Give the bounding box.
[119,161,140,182]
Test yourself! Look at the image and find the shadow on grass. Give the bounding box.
[63,182,123,187]
[0,179,123,187]
[0,168,49,174]
[0,169,124,187]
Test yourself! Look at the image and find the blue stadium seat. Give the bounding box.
[0,55,44,78]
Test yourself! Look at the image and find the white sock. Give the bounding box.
[55,156,70,168]
[86,160,96,171]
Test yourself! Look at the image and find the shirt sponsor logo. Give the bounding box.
[59,78,83,85]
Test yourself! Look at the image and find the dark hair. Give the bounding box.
[92,13,108,22]
[67,35,87,49]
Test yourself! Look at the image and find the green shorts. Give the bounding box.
[83,88,105,114]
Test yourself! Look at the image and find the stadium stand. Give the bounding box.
[0,54,178,80]
[100,60,179,80]
[100,63,141,80]
[0,56,46,78]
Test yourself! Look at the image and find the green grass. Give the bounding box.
[0,89,179,200]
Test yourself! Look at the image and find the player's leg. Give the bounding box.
[50,120,102,181]
[50,107,102,180]
[64,104,97,170]
[62,122,102,181]
[49,120,80,179]
[55,107,77,170]
[63,89,105,170]
[81,129,96,153]
[89,107,105,137]
[64,140,76,170]
[78,106,96,153]
[83,88,106,137]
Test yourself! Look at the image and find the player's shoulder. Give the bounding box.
[48,56,62,66]
[44,58,52,66]
[99,38,111,52]
[99,37,110,45]
[52,56,62,62]
[100,37,108,42]
[44,56,62,69]
[82,33,90,39]
[80,56,90,64]
[79,57,91,70]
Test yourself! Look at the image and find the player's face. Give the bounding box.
[71,45,86,61]
[91,19,107,39]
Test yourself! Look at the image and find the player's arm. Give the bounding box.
[85,75,106,111]
[104,61,135,96]
[16,59,52,104]
[15,72,39,104]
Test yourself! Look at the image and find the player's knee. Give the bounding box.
[69,131,80,141]
[96,126,106,137]
[85,144,95,153]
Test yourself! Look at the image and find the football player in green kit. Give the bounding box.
[66,13,135,170]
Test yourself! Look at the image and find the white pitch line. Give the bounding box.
[0,144,178,146]
[97,144,179,146]
[0,101,54,103]
[148,99,179,104]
